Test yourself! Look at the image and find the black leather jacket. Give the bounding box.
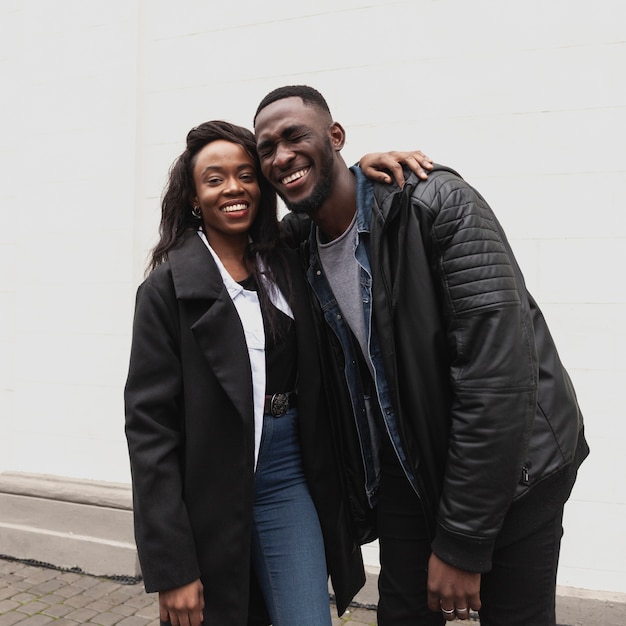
[283,165,588,573]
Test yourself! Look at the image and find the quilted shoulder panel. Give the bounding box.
[426,179,520,315]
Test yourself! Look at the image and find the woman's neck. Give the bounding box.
[206,233,250,282]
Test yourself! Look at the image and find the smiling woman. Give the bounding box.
[190,140,261,279]
[124,120,366,626]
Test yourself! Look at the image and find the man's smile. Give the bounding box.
[281,167,310,186]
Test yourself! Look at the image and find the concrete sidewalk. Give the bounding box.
[2,557,625,625]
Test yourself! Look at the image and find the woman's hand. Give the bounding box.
[159,578,204,626]
[359,149,433,187]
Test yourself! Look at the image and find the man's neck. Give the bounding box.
[311,166,357,243]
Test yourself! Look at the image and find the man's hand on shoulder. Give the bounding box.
[359,150,433,187]
[427,553,481,621]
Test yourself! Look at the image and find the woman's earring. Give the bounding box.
[191,206,202,219]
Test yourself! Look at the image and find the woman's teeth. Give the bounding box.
[221,203,247,213]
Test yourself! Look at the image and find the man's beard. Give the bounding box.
[280,137,334,215]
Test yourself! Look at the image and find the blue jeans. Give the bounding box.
[251,408,332,626]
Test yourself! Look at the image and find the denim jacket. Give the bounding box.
[305,166,418,506]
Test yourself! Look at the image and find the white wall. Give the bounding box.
[0,0,140,483]
[1,0,624,594]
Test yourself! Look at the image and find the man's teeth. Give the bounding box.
[282,168,308,184]
[221,203,247,213]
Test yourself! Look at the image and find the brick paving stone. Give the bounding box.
[53,585,84,599]
[105,590,137,604]
[14,601,50,616]
[133,603,158,620]
[122,585,146,597]
[121,585,147,600]
[40,602,74,618]
[124,595,155,610]
[84,581,124,599]
[65,607,99,622]
[9,594,36,605]
[116,616,151,626]
[29,571,58,583]
[18,568,46,582]
[10,616,55,625]
[20,572,57,586]
[27,580,67,595]
[85,598,118,612]
[5,582,31,593]
[72,576,102,590]
[109,603,137,618]
[0,613,28,626]
[38,594,65,606]
[0,576,23,585]
[87,611,125,626]
[0,600,20,613]
[16,567,34,576]
[1,567,23,577]
[0,589,17,602]
[64,593,96,609]
[105,586,132,597]
[56,573,83,584]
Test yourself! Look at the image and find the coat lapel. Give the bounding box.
[276,250,322,438]
[169,232,254,424]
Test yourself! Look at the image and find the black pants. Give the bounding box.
[376,442,564,626]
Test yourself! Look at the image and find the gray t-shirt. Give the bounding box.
[317,213,373,378]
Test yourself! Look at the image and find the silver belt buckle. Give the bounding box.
[270,393,289,417]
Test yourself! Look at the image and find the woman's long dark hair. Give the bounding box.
[149,120,291,339]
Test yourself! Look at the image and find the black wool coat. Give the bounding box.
[124,231,364,625]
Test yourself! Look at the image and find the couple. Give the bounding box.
[125,86,588,626]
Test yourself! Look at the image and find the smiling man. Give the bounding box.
[253,85,589,626]
[255,92,358,241]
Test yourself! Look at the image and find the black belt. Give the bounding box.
[264,392,297,417]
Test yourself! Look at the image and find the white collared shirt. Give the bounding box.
[197,231,293,468]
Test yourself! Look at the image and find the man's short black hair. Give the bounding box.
[254,85,331,125]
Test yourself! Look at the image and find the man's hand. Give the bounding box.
[359,150,433,186]
[159,578,204,626]
[427,553,481,621]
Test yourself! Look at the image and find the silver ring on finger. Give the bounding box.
[441,607,455,615]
